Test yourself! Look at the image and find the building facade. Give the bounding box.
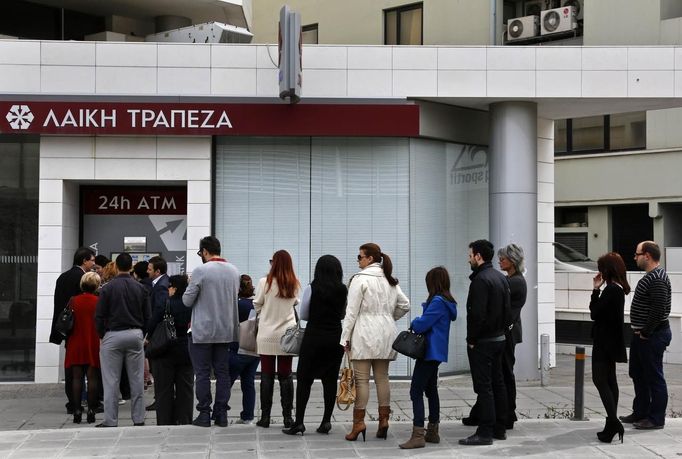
[1,0,681,383]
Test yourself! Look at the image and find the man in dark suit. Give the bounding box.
[51,247,96,414]
[144,256,169,411]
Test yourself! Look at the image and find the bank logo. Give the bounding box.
[6,105,34,130]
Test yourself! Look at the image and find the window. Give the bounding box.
[384,3,423,45]
[554,112,646,155]
[301,23,318,44]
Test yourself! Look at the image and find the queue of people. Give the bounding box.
[50,237,672,449]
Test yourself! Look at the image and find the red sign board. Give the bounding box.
[82,186,187,215]
[0,102,419,137]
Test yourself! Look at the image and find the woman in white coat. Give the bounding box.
[341,242,410,441]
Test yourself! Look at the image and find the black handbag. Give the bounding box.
[55,299,74,338]
[392,328,426,360]
[145,301,177,358]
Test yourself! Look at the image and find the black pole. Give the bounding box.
[572,346,586,421]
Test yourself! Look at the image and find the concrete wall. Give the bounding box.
[250,0,493,45]
[583,0,661,45]
[555,149,682,204]
[35,136,212,383]
[647,108,682,150]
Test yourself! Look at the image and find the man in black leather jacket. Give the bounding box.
[459,239,511,446]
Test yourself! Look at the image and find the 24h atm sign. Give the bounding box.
[0,102,419,136]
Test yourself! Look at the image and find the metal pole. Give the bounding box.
[540,334,550,387]
[572,346,586,421]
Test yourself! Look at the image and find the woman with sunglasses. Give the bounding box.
[341,243,410,441]
[254,250,300,428]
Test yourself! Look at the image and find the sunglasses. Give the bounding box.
[357,254,367,261]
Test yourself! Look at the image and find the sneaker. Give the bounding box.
[235,418,254,425]
[118,399,126,406]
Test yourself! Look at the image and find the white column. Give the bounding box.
[489,101,540,381]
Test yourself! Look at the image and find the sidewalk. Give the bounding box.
[0,354,681,457]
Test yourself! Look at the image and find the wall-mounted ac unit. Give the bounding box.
[541,6,577,35]
[524,0,547,17]
[507,15,540,41]
[562,0,583,21]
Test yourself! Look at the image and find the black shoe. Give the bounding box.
[192,413,212,428]
[493,431,507,440]
[95,423,115,428]
[619,413,642,424]
[282,424,306,435]
[94,404,104,414]
[73,409,82,424]
[214,412,228,427]
[461,416,479,426]
[633,419,664,430]
[597,417,625,443]
[256,416,270,428]
[134,422,145,427]
[316,421,332,434]
[86,409,96,424]
[145,401,156,411]
[66,403,74,415]
[459,434,493,446]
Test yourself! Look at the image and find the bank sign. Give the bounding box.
[0,102,419,136]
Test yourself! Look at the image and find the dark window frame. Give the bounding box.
[555,112,646,156]
[302,23,318,44]
[384,2,424,45]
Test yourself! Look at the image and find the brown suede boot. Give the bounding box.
[376,406,391,439]
[399,426,426,449]
[345,408,366,441]
[424,422,440,443]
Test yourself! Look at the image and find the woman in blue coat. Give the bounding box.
[399,266,457,449]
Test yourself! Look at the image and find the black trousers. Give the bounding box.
[501,337,518,423]
[468,340,507,438]
[592,359,619,420]
[152,342,194,425]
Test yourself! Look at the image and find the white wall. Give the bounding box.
[35,136,212,383]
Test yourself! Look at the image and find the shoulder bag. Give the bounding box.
[280,306,305,354]
[336,351,356,410]
[392,328,426,360]
[239,314,258,353]
[145,300,177,358]
[55,299,74,338]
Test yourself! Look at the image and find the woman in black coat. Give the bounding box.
[282,255,347,436]
[148,274,194,425]
[590,252,630,443]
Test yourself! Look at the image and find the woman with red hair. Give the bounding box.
[254,250,300,428]
[590,252,630,443]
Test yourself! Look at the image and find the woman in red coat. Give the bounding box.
[64,272,101,424]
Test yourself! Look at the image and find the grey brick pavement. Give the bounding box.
[0,354,681,457]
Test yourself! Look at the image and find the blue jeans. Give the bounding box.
[410,359,440,427]
[629,325,672,426]
[467,340,507,438]
[229,353,260,421]
[188,336,232,415]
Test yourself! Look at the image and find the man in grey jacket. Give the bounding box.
[183,236,240,427]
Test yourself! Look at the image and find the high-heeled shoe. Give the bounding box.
[316,421,332,434]
[597,417,624,444]
[282,423,306,435]
[86,409,96,424]
[345,409,366,442]
[376,406,390,439]
[73,409,82,424]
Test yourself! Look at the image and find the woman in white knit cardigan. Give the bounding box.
[340,242,410,441]
[253,250,300,429]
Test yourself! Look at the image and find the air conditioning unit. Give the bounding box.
[524,0,547,17]
[562,0,583,20]
[507,15,540,41]
[541,6,577,35]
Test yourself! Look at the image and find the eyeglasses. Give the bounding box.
[634,252,645,257]
[197,249,203,257]
[269,259,273,264]
[357,255,367,261]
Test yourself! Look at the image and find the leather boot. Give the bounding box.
[376,405,391,439]
[256,373,275,428]
[424,422,440,443]
[399,426,426,449]
[345,408,366,441]
[279,374,294,428]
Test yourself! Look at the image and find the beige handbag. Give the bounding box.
[239,315,258,353]
[336,350,356,410]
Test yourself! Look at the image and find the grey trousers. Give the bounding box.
[99,329,145,426]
